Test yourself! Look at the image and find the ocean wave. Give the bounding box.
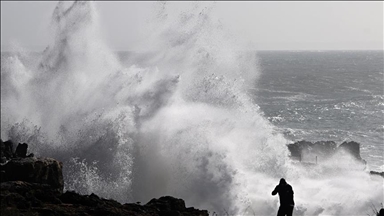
[1,1,383,215]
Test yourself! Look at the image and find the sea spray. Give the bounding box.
[1,1,383,215]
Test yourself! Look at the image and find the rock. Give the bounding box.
[1,186,208,216]
[287,140,368,164]
[15,143,28,158]
[287,140,337,162]
[0,140,14,162]
[0,171,5,182]
[0,140,208,215]
[60,191,106,207]
[145,196,208,216]
[337,141,362,160]
[145,196,187,212]
[370,171,384,178]
[1,181,61,205]
[1,157,64,192]
[379,208,384,216]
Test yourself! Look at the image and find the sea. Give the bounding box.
[1,1,383,215]
[254,50,384,171]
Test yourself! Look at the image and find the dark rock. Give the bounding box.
[370,171,384,178]
[287,140,368,164]
[287,140,307,160]
[379,208,384,216]
[2,182,208,215]
[145,196,186,212]
[337,141,362,160]
[287,140,337,162]
[0,140,14,162]
[58,193,209,216]
[1,181,61,204]
[1,184,209,215]
[2,157,64,192]
[15,143,28,158]
[145,196,208,216]
[0,140,208,216]
[60,191,104,207]
[0,171,6,182]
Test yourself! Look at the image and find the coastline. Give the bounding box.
[1,139,383,215]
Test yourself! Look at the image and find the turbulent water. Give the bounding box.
[1,2,383,215]
[254,51,384,172]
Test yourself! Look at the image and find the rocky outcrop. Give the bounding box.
[1,186,208,216]
[287,140,337,162]
[0,140,63,192]
[370,171,384,178]
[287,140,366,164]
[144,196,206,216]
[338,141,362,160]
[0,140,209,216]
[0,140,14,162]
[1,184,208,216]
[2,157,64,192]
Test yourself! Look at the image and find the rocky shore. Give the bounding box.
[0,140,209,216]
[287,140,365,163]
[287,140,384,178]
[1,139,383,216]
[287,140,384,176]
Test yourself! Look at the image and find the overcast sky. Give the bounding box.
[1,1,383,51]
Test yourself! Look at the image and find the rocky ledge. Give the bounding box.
[0,140,208,216]
[287,140,365,162]
[287,140,384,177]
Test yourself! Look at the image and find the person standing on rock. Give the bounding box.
[272,178,295,216]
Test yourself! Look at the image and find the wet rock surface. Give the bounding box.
[0,139,208,216]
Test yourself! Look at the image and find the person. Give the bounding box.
[272,178,295,216]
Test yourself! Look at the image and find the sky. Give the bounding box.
[1,1,383,51]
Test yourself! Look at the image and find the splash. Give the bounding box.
[1,1,382,215]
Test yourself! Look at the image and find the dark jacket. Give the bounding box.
[272,183,295,206]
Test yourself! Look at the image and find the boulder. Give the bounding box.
[0,140,208,215]
[0,140,14,163]
[370,171,384,178]
[0,140,208,216]
[1,157,63,192]
[14,143,28,158]
[337,141,362,160]
[1,181,62,206]
[287,140,337,162]
[144,196,208,216]
[287,140,367,163]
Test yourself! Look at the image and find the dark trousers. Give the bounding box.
[277,205,294,216]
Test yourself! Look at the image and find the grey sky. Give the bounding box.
[1,1,383,51]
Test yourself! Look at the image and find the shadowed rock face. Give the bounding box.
[287,140,366,164]
[370,171,384,178]
[15,143,28,158]
[0,140,14,162]
[0,140,209,216]
[338,141,362,160]
[287,140,337,162]
[0,140,63,192]
[2,157,64,192]
[1,184,209,216]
